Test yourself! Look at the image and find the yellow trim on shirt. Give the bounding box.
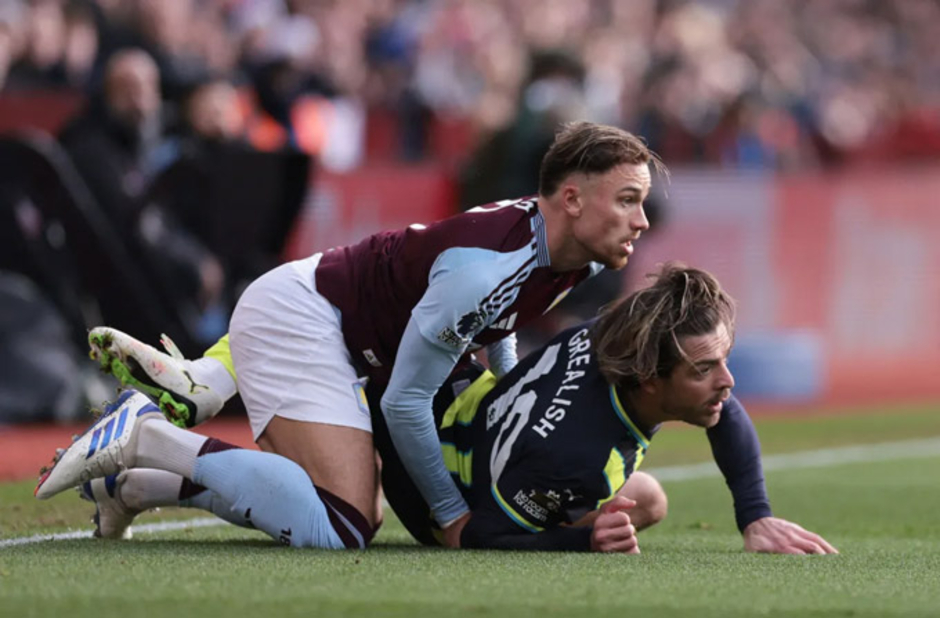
[596,447,627,509]
[609,386,651,450]
[441,443,473,487]
[439,370,498,429]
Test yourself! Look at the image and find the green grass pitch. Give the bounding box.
[2,403,939,618]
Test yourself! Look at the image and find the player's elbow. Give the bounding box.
[380,390,412,419]
[380,386,432,418]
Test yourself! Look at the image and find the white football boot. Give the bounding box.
[88,327,223,428]
[35,390,163,499]
[78,473,140,540]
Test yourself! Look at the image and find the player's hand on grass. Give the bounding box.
[743,517,838,555]
[591,495,640,554]
[442,511,472,548]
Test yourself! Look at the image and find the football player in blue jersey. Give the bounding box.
[38,122,669,550]
[378,263,837,553]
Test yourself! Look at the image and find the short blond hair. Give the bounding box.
[539,121,666,196]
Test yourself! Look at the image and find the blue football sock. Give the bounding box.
[191,447,349,549]
[181,489,250,528]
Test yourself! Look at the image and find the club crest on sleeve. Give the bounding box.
[457,310,487,337]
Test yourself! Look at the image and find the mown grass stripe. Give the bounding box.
[3,437,938,548]
[649,436,940,481]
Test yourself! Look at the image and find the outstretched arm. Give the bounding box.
[708,396,837,554]
[706,394,773,532]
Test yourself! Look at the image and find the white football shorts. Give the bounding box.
[229,253,372,440]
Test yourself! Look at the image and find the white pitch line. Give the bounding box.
[0,517,224,548]
[3,437,939,548]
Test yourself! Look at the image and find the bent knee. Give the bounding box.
[291,485,377,550]
[257,417,378,526]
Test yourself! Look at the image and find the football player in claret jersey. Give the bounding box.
[378,264,837,554]
[38,122,667,550]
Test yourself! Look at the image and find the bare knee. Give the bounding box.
[620,471,668,531]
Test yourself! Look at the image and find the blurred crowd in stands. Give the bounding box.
[3,0,940,171]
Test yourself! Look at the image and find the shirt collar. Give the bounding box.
[531,209,551,268]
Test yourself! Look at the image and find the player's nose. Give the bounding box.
[630,204,650,232]
[716,361,735,391]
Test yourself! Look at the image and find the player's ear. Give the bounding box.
[639,376,661,396]
[560,181,583,217]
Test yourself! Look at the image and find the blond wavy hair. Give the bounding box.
[591,262,736,389]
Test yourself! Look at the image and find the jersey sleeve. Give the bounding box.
[461,511,593,551]
[459,440,596,551]
[461,460,594,551]
[485,335,518,378]
[411,246,534,353]
[381,318,470,527]
[707,394,774,531]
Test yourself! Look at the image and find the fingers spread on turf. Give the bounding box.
[818,536,839,554]
[799,530,838,554]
